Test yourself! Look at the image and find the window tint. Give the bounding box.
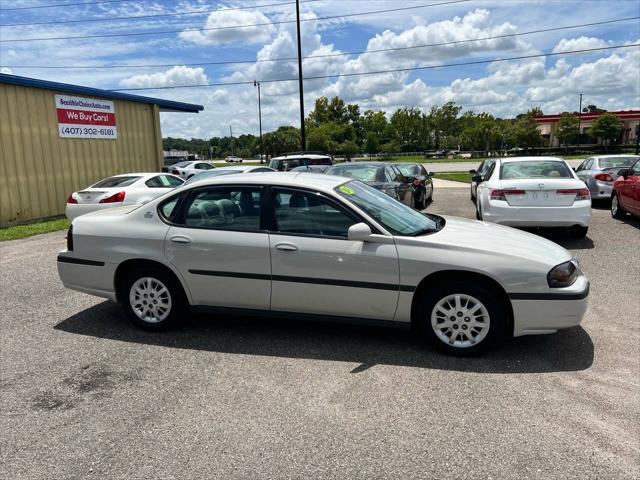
[599,156,638,169]
[181,187,262,231]
[583,159,594,170]
[484,162,496,181]
[195,163,214,170]
[500,161,572,180]
[630,160,640,176]
[146,175,184,188]
[92,176,141,188]
[398,164,418,177]
[272,188,357,238]
[158,194,183,223]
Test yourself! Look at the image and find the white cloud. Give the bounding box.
[552,36,610,53]
[179,9,276,45]
[1,67,12,74]
[119,66,209,88]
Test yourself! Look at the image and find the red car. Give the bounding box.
[611,159,640,219]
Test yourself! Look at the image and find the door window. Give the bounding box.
[271,188,358,238]
[484,162,496,181]
[179,186,262,231]
[146,175,184,188]
[195,163,214,170]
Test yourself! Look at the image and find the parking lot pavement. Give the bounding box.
[1,188,639,480]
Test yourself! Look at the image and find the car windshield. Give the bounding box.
[599,156,638,169]
[334,180,441,236]
[327,165,380,182]
[92,176,141,188]
[184,170,239,184]
[500,161,572,180]
[397,164,419,177]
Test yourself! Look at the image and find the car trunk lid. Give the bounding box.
[75,188,122,204]
[497,179,583,206]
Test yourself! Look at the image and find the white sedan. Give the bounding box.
[57,173,589,355]
[184,165,275,185]
[66,173,184,221]
[164,160,215,180]
[475,157,591,237]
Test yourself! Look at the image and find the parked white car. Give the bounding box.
[184,165,275,185]
[475,157,591,237]
[224,156,243,163]
[66,173,183,221]
[163,160,215,180]
[58,173,589,355]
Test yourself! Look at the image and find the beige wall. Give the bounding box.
[0,83,163,225]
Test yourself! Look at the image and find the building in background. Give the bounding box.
[0,74,203,226]
[535,110,640,147]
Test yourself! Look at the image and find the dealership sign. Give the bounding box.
[55,94,117,139]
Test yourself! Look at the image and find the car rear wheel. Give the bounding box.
[417,280,507,355]
[611,193,625,219]
[569,225,588,238]
[120,268,185,330]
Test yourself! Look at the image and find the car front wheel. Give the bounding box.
[611,192,625,219]
[120,268,184,330]
[418,280,508,355]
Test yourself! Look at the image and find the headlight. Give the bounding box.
[547,260,579,288]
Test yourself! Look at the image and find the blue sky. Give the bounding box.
[1,0,639,138]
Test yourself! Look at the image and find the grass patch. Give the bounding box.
[0,218,70,242]
[436,172,472,183]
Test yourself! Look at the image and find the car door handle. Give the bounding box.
[274,242,298,253]
[170,235,192,244]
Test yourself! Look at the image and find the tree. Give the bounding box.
[508,114,542,148]
[555,112,579,146]
[588,112,622,149]
[426,102,462,149]
[583,104,606,114]
[364,132,379,155]
[459,112,501,152]
[263,126,301,157]
[390,107,427,151]
[338,140,359,160]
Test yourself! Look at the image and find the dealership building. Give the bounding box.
[0,74,203,226]
[534,110,640,147]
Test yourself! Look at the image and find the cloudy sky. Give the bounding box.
[1,0,639,139]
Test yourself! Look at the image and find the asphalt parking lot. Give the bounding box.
[1,185,639,479]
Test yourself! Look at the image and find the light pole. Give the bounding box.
[295,0,306,152]
[254,80,264,164]
[577,93,583,149]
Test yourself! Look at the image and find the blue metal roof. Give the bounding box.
[0,73,203,113]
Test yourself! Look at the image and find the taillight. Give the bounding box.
[67,194,78,204]
[557,188,590,200]
[66,225,73,251]
[412,179,422,186]
[99,191,126,203]
[594,173,613,182]
[490,189,525,200]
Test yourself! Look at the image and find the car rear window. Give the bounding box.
[397,164,420,177]
[326,165,380,182]
[92,176,141,188]
[599,156,638,169]
[500,161,572,180]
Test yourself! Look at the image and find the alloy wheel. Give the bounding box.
[430,293,490,348]
[611,195,619,216]
[129,277,172,324]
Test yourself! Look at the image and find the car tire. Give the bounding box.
[611,192,625,219]
[569,225,589,238]
[119,267,185,331]
[417,279,508,356]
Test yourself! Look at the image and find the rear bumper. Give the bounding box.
[588,181,613,200]
[57,253,117,301]
[482,200,591,227]
[510,277,589,336]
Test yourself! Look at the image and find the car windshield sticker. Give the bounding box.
[339,184,355,195]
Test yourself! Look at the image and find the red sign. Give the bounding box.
[56,108,117,126]
[55,94,118,139]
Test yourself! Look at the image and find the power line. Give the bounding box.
[0,0,145,10]
[1,0,319,27]
[111,43,640,91]
[4,16,638,69]
[0,0,471,42]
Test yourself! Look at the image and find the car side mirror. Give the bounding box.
[428,172,435,177]
[348,223,373,241]
[617,168,630,178]
[472,175,483,183]
[469,169,477,174]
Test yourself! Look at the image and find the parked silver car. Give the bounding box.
[575,155,640,201]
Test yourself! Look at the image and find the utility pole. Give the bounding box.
[254,80,264,164]
[577,93,583,150]
[295,0,306,152]
[230,125,234,155]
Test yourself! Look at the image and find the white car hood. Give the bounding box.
[398,215,572,267]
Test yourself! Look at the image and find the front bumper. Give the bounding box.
[482,200,591,227]
[510,276,589,336]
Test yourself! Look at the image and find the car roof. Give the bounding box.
[593,154,640,158]
[185,172,347,191]
[329,162,387,167]
[499,156,565,163]
[271,153,331,160]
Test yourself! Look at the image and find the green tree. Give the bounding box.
[588,112,622,149]
[583,104,606,114]
[364,132,379,155]
[508,114,542,148]
[459,112,501,152]
[263,126,301,157]
[555,113,579,146]
[390,107,427,151]
[338,140,359,159]
[426,102,462,149]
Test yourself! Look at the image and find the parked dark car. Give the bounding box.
[469,159,496,203]
[325,162,416,208]
[396,162,435,209]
